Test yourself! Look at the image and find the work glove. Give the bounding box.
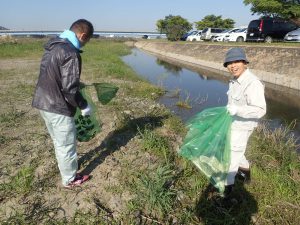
[227,105,238,116]
[81,104,92,116]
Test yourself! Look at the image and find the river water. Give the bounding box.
[122,48,300,136]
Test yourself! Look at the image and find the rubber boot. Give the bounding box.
[236,167,251,184]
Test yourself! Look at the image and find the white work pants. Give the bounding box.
[226,127,253,185]
[40,110,77,186]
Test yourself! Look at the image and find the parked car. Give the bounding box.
[200,27,227,41]
[181,30,198,41]
[284,27,300,42]
[211,28,241,42]
[224,28,247,42]
[246,17,298,43]
[186,30,202,41]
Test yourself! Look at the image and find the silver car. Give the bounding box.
[284,28,300,42]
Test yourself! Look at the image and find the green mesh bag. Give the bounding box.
[179,106,232,194]
[74,86,101,142]
[93,83,119,105]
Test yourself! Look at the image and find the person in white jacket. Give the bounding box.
[223,47,266,197]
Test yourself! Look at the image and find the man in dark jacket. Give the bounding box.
[32,19,94,188]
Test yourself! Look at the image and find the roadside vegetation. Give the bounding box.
[0,38,299,224]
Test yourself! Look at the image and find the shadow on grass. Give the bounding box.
[195,182,258,225]
[79,115,167,175]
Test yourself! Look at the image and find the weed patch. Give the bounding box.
[128,165,177,218]
[1,166,35,196]
[138,127,172,163]
[249,121,300,174]
[0,107,26,127]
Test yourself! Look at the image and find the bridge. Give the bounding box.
[0,30,166,39]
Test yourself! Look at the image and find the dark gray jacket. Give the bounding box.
[32,37,87,117]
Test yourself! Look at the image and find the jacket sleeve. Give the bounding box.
[236,80,266,119]
[60,55,87,109]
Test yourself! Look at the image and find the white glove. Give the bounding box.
[227,105,238,116]
[81,104,92,116]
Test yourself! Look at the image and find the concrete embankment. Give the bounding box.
[134,41,300,91]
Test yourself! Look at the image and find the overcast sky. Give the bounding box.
[1,0,258,31]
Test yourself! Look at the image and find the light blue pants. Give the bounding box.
[40,110,77,186]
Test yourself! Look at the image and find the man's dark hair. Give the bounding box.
[70,19,94,38]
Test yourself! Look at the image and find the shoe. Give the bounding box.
[236,167,251,183]
[213,185,236,208]
[64,173,90,188]
[223,184,234,198]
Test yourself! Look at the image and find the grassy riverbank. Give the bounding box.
[0,38,299,224]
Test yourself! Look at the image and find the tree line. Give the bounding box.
[157,0,300,41]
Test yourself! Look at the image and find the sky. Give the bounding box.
[1,0,258,32]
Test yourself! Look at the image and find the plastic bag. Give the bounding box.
[74,85,101,142]
[93,83,119,105]
[179,106,232,194]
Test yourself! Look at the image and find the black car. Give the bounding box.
[246,17,298,43]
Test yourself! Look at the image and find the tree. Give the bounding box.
[194,15,235,30]
[243,0,300,25]
[156,15,192,41]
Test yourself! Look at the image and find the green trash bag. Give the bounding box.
[93,83,119,105]
[179,106,232,194]
[74,86,101,142]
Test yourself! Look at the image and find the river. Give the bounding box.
[122,48,300,137]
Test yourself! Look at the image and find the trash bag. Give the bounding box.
[74,85,101,142]
[93,83,119,105]
[179,106,232,194]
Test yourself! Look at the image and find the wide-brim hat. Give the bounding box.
[223,47,249,67]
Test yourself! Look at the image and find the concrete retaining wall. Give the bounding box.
[134,41,300,90]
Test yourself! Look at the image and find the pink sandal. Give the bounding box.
[65,173,90,188]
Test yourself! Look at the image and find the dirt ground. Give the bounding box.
[0,57,182,222]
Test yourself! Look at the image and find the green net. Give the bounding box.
[179,106,232,194]
[93,83,119,105]
[74,86,101,142]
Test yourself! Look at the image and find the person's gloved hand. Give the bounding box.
[81,104,92,116]
[227,105,238,116]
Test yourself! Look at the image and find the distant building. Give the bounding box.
[0,26,9,30]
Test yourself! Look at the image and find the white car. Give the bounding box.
[186,30,202,41]
[212,28,241,42]
[224,28,247,42]
[284,27,300,42]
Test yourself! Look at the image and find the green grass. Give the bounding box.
[82,40,140,81]
[138,127,172,163]
[176,99,192,109]
[163,114,187,136]
[0,38,44,59]
[123,81,165,100]
[128,165,177,218]
[7,83,36,101]
[0,166,35,196]
[245,122,300,224]
[176,91,192,109]
[0,107,26,127]
[0,134,11,145]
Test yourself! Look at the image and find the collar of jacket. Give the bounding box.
[59,30,81,50]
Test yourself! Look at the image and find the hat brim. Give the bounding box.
[223,60,249,67]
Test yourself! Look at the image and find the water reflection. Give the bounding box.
[122,48,300,135]
[156,59,182,75]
